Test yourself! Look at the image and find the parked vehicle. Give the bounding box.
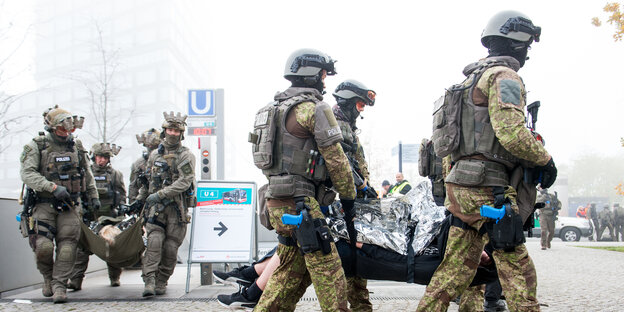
[531,215,592,242]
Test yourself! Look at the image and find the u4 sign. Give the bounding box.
[188,90,215,117]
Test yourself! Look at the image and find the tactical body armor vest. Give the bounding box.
[251,90,335,198]
[337,119,358,159]
[147,145,195,212]
[35,134,86,196]
[92,164,118,213]
[436,57,521,187]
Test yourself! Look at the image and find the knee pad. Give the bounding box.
[57,244,75,262]
[162,239,180,259]
[36,240,54,261]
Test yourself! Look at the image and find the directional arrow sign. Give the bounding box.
[213,221,228,236]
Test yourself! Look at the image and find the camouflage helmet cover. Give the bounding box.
[161,111,187,131]
[90,142,121,158]
[136,127,161,147]
[43,105,85,131]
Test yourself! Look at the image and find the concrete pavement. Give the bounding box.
[1,238,623,311]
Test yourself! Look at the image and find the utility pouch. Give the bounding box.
[445,160,486,186]
[19,213,29,238]
[257,184,273,230]
[250,102,279,170]
[418,138,432,177]
[431,86,463,158]
[485,205,526,251]
[268,176,296,198]
[316,223,333,255]
[316,185,337,207]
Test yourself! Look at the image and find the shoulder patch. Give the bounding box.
[499,79,521,106]
[181,162,192,175]
[322,108,338,127]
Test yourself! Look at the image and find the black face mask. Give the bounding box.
[487,37,529,67]
[291,73,325,94]
[338,100,360,124]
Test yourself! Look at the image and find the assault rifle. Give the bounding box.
[524,101,544,185]
[347,155,377,199]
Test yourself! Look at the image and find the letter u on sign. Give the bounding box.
[188,90,215,117]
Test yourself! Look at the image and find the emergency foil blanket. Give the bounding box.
[329,181,446,256]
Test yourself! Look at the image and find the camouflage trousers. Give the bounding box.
[255,196,350,312]
[539,213,555,248]
[30,202,81,292]
[348,276,372,311]
[417,184,539,312]
[142,204,187,285]
[458,284,485,312]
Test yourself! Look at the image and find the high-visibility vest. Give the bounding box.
[390,181,410,194]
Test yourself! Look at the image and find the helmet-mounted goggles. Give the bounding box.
[289,54,337,76]
[500,16,541,43]
[335,81,376,106]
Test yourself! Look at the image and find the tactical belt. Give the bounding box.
[446,159,509,187]
[278,235,296,246]
[145,217,167,229]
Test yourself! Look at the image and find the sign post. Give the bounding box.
[185,180,257,293]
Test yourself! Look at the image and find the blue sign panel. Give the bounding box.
[188,89,215,117]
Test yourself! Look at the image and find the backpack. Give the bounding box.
[431,58,513,158]
[249,102,279,170]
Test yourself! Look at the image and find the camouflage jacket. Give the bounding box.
[474,57,551,166]
[333,105,370,180]
[293,101,356,200]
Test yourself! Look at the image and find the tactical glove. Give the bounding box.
[536,157,557,189]
[91,198,101,211]
[128,200,144,214]
[146,193,161,206]
[52,185,71,201]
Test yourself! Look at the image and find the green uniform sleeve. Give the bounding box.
[19,141,56,193]
[157,150,196,199]
[481,67,551,166]
[294,103,355,200]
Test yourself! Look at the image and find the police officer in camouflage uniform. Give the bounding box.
[19,106,99,303]
[129,128,161,202]
[536,188,557,249]
[418,11,556,312]
[251,48,356,312]
[333,79,376,312]
[68,143,126,289]
[133,112,195,297]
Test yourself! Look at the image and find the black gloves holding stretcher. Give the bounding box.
[534,157,557,189]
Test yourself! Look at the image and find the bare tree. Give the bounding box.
[69,21,134,143]
[0,2,34,154]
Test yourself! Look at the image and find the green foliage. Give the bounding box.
[576,246,624,252]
